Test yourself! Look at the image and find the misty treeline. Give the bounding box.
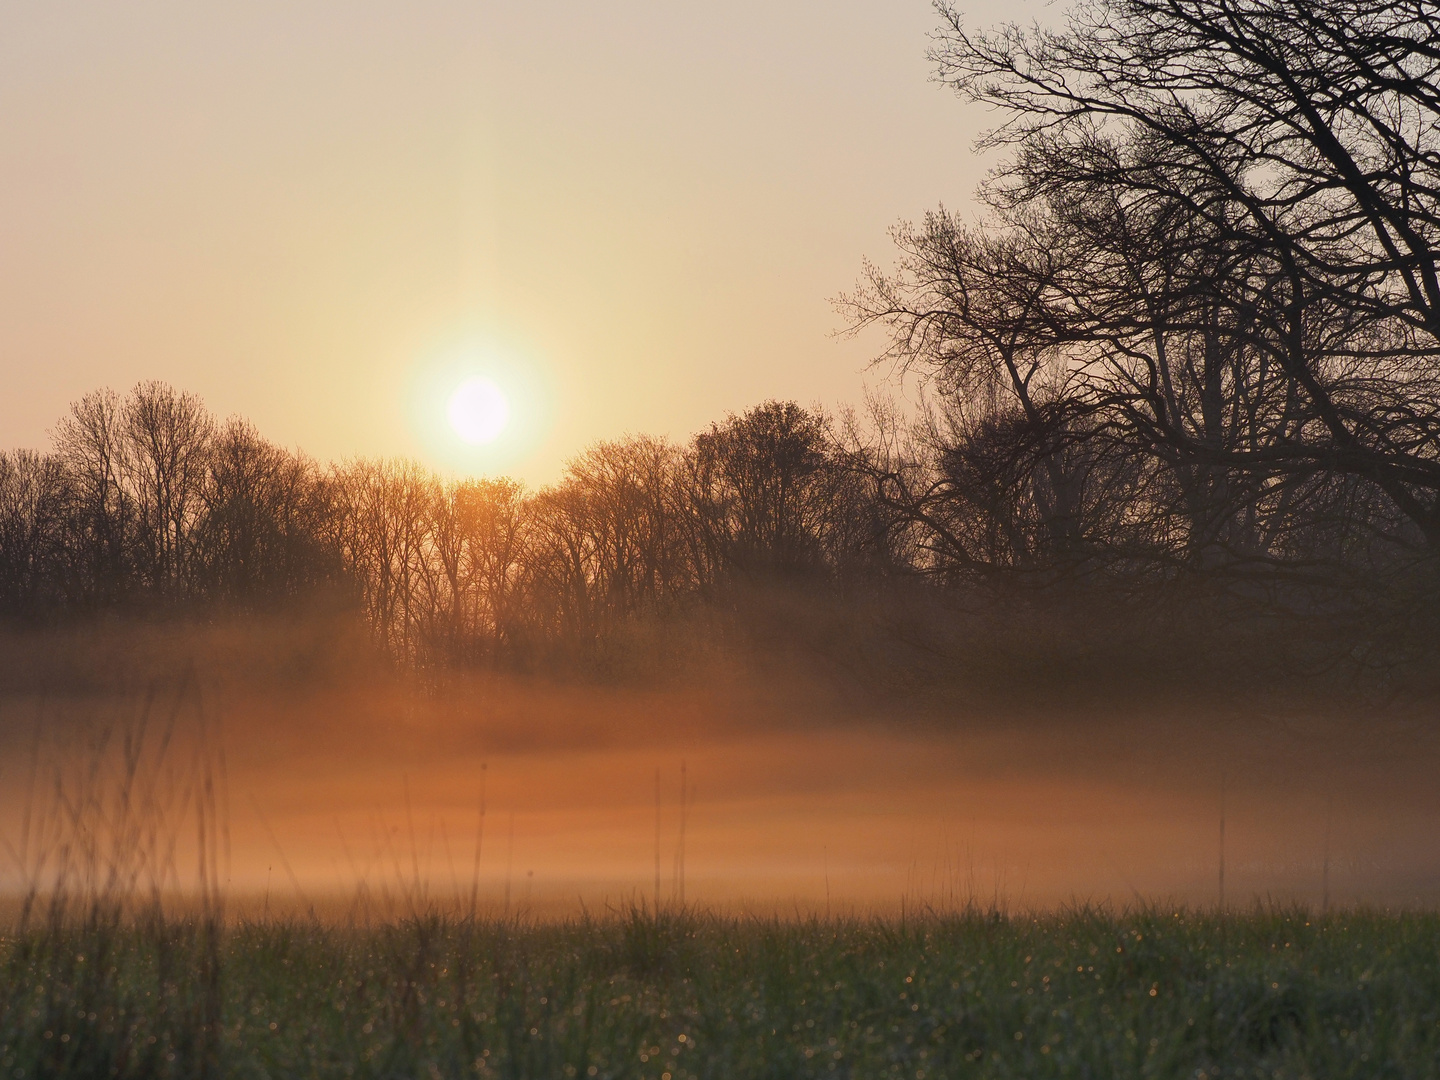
[5,0,1440,693]
[0,384,884,668]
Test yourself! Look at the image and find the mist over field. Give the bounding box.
[4,610,1439,915]
[5,372,1440,916]
[12,2,1440,1075]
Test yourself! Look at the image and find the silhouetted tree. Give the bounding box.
[926,0,1440,550]
[0,450,63,612]
[685,402,841,581]
[53,389,133,604]
[122,381,213,599]
[846,0,1440,600]
[196,419,336,605]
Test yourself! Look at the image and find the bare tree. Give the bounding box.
[456,478,528,660]
[0,450,64,612]
[196,419,336,605]
[567,435,689,611]
[332,460,433,661]
[926,0,1440,548]
[121,382,214,599]
[685,402,842,581]
[53,389,133,604]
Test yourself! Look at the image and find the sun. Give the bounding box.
[447,377,510,445]
[412,342,549,471]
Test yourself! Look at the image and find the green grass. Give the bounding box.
[3,905,1438,1079]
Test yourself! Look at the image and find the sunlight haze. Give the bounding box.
[0,0,1029,483]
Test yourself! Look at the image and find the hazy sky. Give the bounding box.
[1,0,1039,484]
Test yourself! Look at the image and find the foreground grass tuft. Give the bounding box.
[2,905,1438,1078]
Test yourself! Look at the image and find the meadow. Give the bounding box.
[5,627,1440,1078]
[3,902,1438,1079]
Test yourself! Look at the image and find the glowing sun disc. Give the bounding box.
[447,377,510,444]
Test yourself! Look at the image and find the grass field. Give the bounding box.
[3,904,1438,1079]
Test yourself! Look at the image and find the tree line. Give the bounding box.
[3,0,1438,686]
[0,385,883,668]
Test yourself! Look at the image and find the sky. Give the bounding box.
[0,0,1039,485]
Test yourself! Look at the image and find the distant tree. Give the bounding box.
[0,450,63,612]
[413,476,528,665]
[332,460,432,661]
[565,435,690,610]
[685,402,841,580]
[53,389,133,604]
[454,477,528,659]
[122,382,214,599]
[196,419,337,605]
